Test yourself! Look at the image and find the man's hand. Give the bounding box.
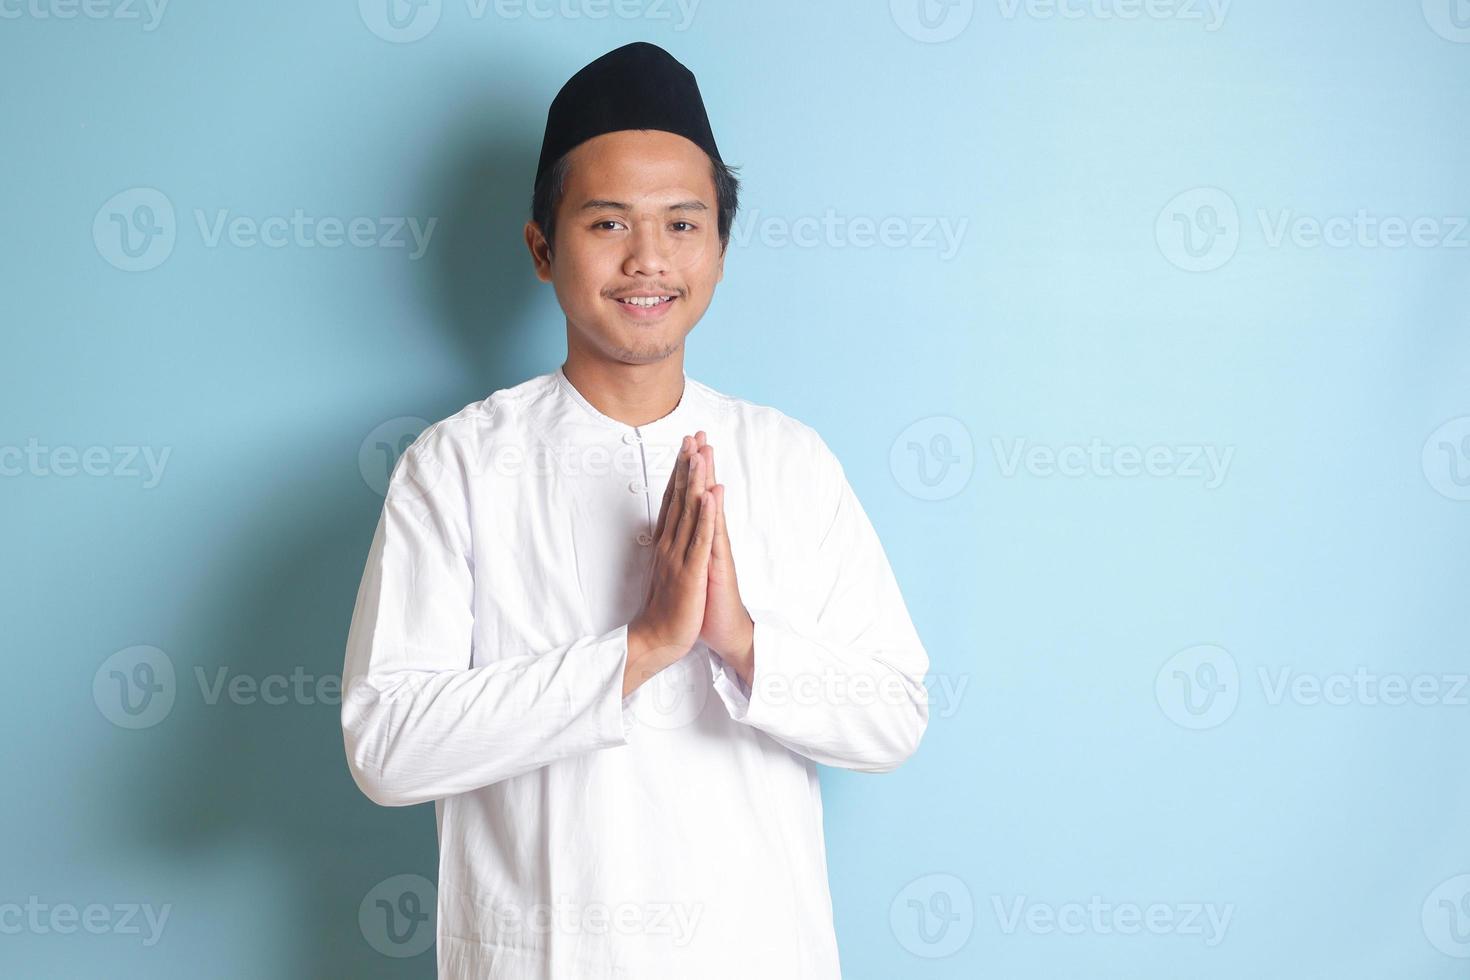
[626,434,716,696]
[692,432,755,687]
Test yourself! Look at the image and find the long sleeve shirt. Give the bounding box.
[340,364,930,980]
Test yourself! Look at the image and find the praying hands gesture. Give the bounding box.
[625,431,755,696]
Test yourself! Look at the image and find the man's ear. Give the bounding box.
[524,220,553,283]
[716,241,726,283]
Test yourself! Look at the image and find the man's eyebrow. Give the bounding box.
[578,199,710,213]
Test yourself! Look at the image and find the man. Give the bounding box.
[341,41,929,980]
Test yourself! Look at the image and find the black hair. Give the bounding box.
[529,147,741,256]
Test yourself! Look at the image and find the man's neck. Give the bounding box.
[561,352,687,428]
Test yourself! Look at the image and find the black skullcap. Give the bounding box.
[534,42,723,188]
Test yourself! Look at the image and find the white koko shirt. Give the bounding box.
[341,364,929,980]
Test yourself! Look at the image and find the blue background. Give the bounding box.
[4,1,1468,976]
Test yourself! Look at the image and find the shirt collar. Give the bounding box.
[554,363,701,445]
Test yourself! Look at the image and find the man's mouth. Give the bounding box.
[615,295,677,308]
[612,292,679,320]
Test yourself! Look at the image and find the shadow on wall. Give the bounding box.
[121,84,558,977]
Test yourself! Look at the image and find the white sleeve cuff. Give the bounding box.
[582,622,636,746]
[708,643,753,720]
[709,618,793,727]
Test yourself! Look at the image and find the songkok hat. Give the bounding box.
[534,41,723,188]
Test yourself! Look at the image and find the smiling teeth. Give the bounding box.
[621,296,671,307]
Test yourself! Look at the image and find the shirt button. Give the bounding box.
[623,432,641,444]
[636,532,653,546]
[628,480,645,493]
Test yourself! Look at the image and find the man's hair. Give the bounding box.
[529,146,741,257]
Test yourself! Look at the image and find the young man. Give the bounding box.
[341,41,929,980]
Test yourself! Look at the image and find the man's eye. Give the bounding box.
[593,220,625,231]
[670,221,695,233]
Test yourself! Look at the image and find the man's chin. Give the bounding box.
[567,314,688,365]
[608,333,684,364]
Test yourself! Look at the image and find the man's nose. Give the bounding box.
[622,217,672,277]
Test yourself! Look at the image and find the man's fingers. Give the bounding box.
[654,436,688,541]
[686,488,716,563]
[674,451,706,555]
[711,483,730,564]
[663,436,692,547]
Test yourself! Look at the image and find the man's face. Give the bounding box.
[526,129,725,366]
